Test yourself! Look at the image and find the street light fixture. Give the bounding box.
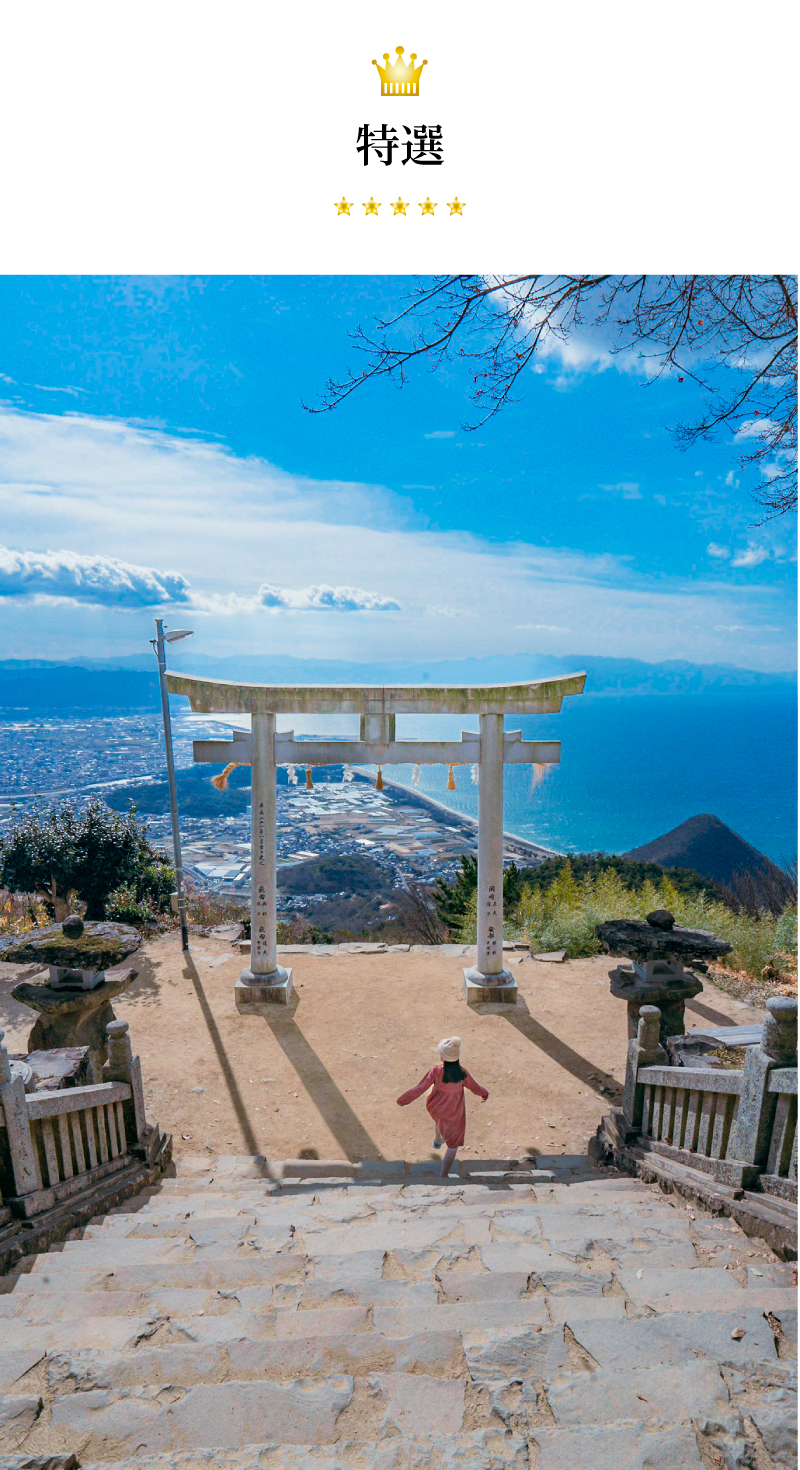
[151,619,192,950]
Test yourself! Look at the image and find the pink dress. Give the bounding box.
[397,1064,488,1148]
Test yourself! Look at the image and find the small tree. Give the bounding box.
[0,799,173,922]
[391,882,449,945]
[434,855,478,932]
[434,854,525,935]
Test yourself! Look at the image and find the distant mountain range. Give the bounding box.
[0,653,794,714]
[624,814,784,887]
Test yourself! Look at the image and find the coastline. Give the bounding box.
[352,768,563,863]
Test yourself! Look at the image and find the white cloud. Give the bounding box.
[707,543,731,559]
[33,384,88,398]
[0,546,190,606]
[261,584,398,612]
[424,430,456,439]
[731,545,771,569]
[484,277,666,382]
[195,584,399,614]
[0,405,794,670]
[0,548,398,615]
[734,417,778,442]
[600,481,642,500]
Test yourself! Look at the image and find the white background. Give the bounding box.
[0,0,797,272]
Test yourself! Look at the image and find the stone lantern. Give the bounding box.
[596,908,732,1047]
[2,916,141,1082]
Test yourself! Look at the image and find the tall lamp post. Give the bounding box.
[152,619,193,951]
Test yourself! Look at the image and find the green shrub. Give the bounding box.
[0,799,174,921]
[457,858,797,982]
[105,885,159,927]
[516,853,727,902]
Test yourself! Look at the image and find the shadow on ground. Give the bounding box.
[263,999,382,1163]
[183,952,261,1156]
[492,995,622,1102]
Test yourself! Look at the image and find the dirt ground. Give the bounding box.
[0,939,765,1168]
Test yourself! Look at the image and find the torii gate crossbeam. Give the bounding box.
[166,673,586,1007]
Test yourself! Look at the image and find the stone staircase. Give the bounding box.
[0,1153,796,1470]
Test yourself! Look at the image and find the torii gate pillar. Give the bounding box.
[235,712,293,1010]
[463,713,516,1003]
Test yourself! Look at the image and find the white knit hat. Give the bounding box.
[437,1036,461,1062]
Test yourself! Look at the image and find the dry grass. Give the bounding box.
[708,963,797,1009]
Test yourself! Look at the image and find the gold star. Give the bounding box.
[391,198,408,215]
[362,197,381,215]
[447,197,465,215]
[419,197,437,215]
[335,197,353,216]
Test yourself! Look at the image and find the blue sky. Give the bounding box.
[0,275,795,669]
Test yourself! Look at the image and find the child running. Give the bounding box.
[397,1036,489,1178]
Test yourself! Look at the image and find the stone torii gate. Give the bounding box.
[166,672,586,1008]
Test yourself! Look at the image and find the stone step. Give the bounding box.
[78,1430,531,1469]
[544,1358,734,1426]
[8,1291,788,1364]
[0,1392,44,1449]
[3,1270,793,1332]
[480,1234,700,1269]
[25,1255,306,1291]
[460,1306,781,1381]
[46,1328,467,1391]
[58,1239,198,1264]
[615,1265,798,1316]
[3,1151,794,1470]
[84,1193,677,1230]
[43,1373,469,1456]
[27,1365,783,1467]
[0,1318,159,1354]
[0,1349,49,1393]
[149,1174,563,1201]
[15,1239,710,1300]
[436,1266,605,1300]
[530,1424,717,1469]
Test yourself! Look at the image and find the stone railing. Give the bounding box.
[763,1067,797,1198]
[618,996,797,1196]
[0,1018,149,1221]
[638,1063,743,1173]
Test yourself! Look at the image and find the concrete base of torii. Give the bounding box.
[235,966,294,1011]
[463,966,517,1005]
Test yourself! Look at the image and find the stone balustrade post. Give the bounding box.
[0,1029,42,1197]
[761,996,797,1065]
[622,1004,667,1129]
[731,997,798,1170]
[103,1020,147,1144]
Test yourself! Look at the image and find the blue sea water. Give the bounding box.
[380,688,797,863]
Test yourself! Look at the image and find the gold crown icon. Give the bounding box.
[372,46,427,96]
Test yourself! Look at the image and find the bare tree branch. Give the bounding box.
[307,274,797,517]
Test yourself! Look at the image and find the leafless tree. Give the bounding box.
[723,858,798,917]
[390,882,449,944]
[309,275,797,518]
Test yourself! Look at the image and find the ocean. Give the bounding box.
[4,685,794,868]
[353,687,797,864]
